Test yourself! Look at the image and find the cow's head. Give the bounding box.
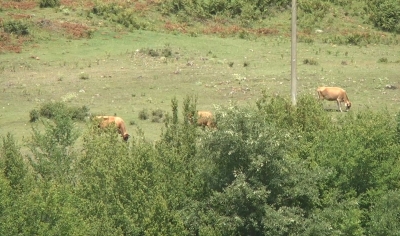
[123,134,130,141]
[345,101,351,111]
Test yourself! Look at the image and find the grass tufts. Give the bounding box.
[138,109,149,120]
[29,109,40,122]
[377,57,388,63]
[79,73,90,80]
[303,58,318,65]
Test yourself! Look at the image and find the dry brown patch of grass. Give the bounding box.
[0,33,31,53]
[252,27,279,36]
[202,23,242,35]
[60,0,95,9]
[164,21,187,33]
[7,12,34,20]
[59,21,92,38]
[37,19,93,39]
[133,1,151,11]
[0,0,37,10]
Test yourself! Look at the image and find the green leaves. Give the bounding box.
[367,190,400,235]
[27,113,79,182]
[368,0,400,33]
[1,93,400,234]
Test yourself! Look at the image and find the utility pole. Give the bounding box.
[291,0,297,106]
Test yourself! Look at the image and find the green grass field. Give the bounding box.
[1,1,399,143]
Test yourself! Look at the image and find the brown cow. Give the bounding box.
[189,111,216,128]
[95,116,130,141]
[317,86,351,112]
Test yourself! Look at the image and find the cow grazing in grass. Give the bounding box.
[317,86,352,112]
[189,111,216,128]
[95,116,130,141]
[197,111,216,128]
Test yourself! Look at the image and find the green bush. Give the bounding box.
[39,0,60,8]
[68,105,90,121]
[38,102,89,121]
[160,0,288,20]
[28,113,79,182]
[367,190,400,235]
[368,0,400,33]
[2,93,400,234]
[91,2,147,30]
[138,109,149,120]
[151,109,166,123]
[39,101,66,119]
[3,20,30,36]
[377,57,388,63]
[152,109,165,118]
[29,109,40,122]
[303,58,318,65]
[1,133,31,192]
[79,73,89,80]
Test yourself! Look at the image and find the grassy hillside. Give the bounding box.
[1,0,399,142]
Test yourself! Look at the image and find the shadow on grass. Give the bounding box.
[324,108,341,112]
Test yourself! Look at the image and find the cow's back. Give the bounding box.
[317,87,345,101]
[198,111,213,119]
[197,111,215,128]
[96,116,116,128]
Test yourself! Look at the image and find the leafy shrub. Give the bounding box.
[161,48,172,57]
[28,113,79,182]
[3,20,30,36]
[39,0,60,8]
[163,0,288,19]
[322,32,385,46]
[79,73,89,80]
[39,101,66,119]
[138,109,149,120]
[1,133,31,192]
[303,58,318,65]
[368,0,400,33]
[3,93,400,234]
[151,116,162,123]
[299,0,330,15]
[377,57,388,63]
[152,109,165,118]
[367,190,400,235]
[91,2,147,30]
[147,49,159,57]
[68,105,90,121]
[29,109,40,122]
[151,109,166,123]
[396,111,400,143]
[38,102,89,121]
[139,47,175,58]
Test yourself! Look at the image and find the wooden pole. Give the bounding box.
[291,0,297,106]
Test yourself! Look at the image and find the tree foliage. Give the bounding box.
[1,95,400,234]
[367,0,400,33]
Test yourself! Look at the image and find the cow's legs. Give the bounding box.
[336,100,343,112]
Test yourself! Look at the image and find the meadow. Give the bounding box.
[1,1,399,143]
[2,1,400,235]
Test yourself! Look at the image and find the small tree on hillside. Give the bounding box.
[27,111,79,183]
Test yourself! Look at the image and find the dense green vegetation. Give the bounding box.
[1,95,400,235]
[1,0,400,48]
